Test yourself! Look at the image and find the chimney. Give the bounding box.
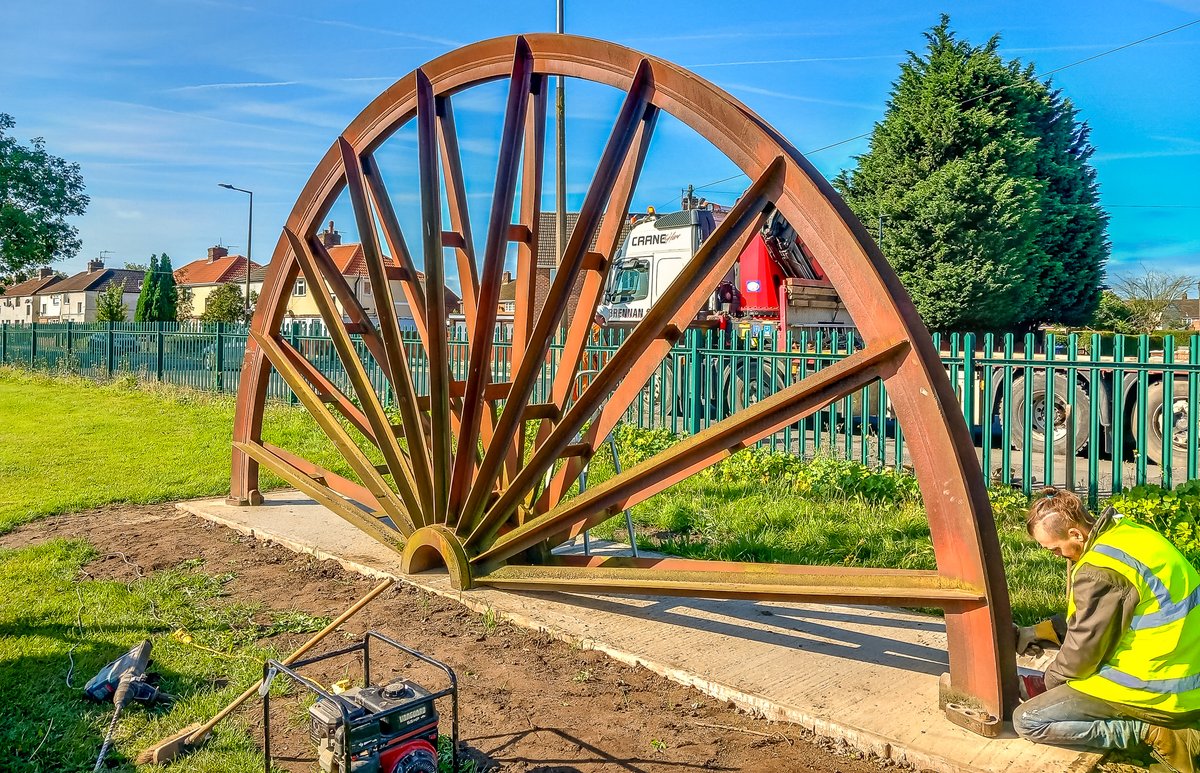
[37,267,53,279]
[86,259,104,273]
[319,220,342,247]
[207,245,229,262]
[502,271,512,284]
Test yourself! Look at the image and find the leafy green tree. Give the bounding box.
[96,283,127,322]
[200,282,256,323]
[834,17,1108,331]
[176,286,194,321]
[0,113,89,274]
[1091,290,1134,333]
[134,254,160,322]
[155,254,177,322]
[1111,267,1199,333]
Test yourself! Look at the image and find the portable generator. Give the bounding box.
[261,631,458,773]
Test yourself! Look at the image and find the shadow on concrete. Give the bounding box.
[534,592,950,677]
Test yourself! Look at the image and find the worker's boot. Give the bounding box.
[1144,725,1200,773]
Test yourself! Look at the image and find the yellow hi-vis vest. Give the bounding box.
[1067,518,1200,713]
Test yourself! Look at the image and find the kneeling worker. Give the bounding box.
[1013,488,1200,772]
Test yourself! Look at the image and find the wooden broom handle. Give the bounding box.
[186,577,394,743]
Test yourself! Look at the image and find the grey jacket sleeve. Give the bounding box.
[1044,565,1140,691]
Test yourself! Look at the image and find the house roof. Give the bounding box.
[1,274,63,298]
[328,243,399,276]
[1170,299,1200,320]
[175,254,263,285]
[536,211,633,269]
[52,267,144,294]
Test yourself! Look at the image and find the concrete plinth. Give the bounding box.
[177,493,1099,773]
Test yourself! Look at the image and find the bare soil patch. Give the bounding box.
[2,504,903,772]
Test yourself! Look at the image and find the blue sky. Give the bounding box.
[3,0,1198,291]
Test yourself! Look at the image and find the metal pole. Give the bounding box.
[218,183,254,323]
[246,190,253,323]
[555,0,566,273]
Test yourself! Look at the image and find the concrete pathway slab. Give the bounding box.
[177,493,1099,773]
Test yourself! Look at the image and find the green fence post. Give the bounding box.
[688,335,703,436]
[156,321,165,382]
[1044,331,1056,490]
[1189,334,1199,482]
[1088,333,1101,509]
[288,323,300,405]
[1161,335,1175,490]
[1135,334,1150,486]
[215,322,225,392]
[30,321,37,367]
[1,322,7,364]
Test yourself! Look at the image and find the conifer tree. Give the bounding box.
[835,16,1108,331]
[155,253,177,322]
[134,254,159,322]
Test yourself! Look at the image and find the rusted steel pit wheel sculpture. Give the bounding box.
[229,34,1018,727]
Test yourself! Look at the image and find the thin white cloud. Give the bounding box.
[297,17,461,48]
[170,81,302,93]
[687,54,901,68]
[721,83,882,111]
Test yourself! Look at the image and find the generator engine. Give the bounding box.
[309,680,439,773]
[261,631,458,773]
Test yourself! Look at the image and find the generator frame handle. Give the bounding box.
[364,631,459,773]
[259,632,460,773]
[261,658,356,773]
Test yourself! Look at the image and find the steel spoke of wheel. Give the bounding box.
[235,441,404,551]
[415,68,453,523]
[284,228,425,528]
[506,73,549,478]
[447,38,534,525]
[275,336,376,444]
[437,96,481,340]
[341,138,435,520]
[460,57,655,536]
[473,339,909,566]
[532,104,658,450]
[262,442,377,511]
[248,329,415,535]
[362,155,429,350]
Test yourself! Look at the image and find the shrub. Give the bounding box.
[1108,481,1200,564]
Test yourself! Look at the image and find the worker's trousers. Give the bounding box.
[1015,683,1200,749]
[1013,684,1149,749]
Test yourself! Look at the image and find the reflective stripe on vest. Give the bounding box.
[1066,519,1200,713]
[1093,544,1200,630]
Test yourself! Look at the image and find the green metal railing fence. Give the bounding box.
[3,321,1197,504]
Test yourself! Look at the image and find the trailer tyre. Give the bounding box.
[730,363,786,414]
[1008,373,1090,456]
[1135,376,1192,467]
[638,362,678,427]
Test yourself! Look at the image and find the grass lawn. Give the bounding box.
[0,368,1080,770]
[0,367,348,533]
[0,539,315,772]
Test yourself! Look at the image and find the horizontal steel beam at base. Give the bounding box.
[471,563,985,606]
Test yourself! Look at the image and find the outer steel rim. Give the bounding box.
[230,33,1017,718]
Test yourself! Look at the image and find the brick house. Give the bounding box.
[0,268,62,324]
[174,246,264,318]
[41,260,144,322]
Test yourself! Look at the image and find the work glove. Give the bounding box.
[1016,619,1061,657]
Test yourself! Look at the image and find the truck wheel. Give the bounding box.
[1008,373,1089,456]
[1134,376,1192,466]
[638,362,678,427]
[730,364,784,414]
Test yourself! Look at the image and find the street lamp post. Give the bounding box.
[218,183,253,321]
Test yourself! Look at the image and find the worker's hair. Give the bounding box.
[1026,487,1094,538]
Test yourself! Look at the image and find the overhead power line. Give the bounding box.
[675,17,1200,205]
